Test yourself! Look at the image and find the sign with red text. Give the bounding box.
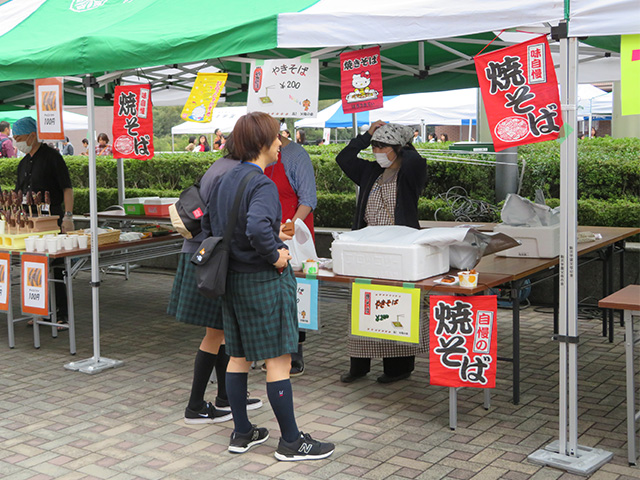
[21,253,48,316]
[247,57,319,118]
[351,283,421,343]
[429,295,497,388]
[0,252,10,312]
[112,84,154,160]
[35,78,65,141]
[340,46,383,114]
[475,36,562,152]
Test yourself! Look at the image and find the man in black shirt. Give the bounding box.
[13,116,75,325]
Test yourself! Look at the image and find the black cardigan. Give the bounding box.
[336,132,427,230]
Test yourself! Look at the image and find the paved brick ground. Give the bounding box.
[0,269,638,479]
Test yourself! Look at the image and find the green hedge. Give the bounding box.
[2,138,637,202]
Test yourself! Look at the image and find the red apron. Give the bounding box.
[265,153,315,241]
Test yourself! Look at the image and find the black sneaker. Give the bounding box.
[184,402,232,425]
[228,425,269,453]
[215,392,263,412]
[275,432,335,461]
[290,360,304,377]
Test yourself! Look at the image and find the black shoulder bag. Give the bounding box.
[190,168,259,298]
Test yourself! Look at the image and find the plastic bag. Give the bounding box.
[284,218,318,271]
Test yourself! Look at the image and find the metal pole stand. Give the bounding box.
[64,356,123,374]
[528,29,611,475]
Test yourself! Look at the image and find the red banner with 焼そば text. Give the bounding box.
[340,46,383,114]
[474,35,563,152]
[112,84,154,160]
[429,295,497,388]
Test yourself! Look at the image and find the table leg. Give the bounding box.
[601,250,608,338]
[7,294,14,348]
[65,257,76,355]
[511,280,522,405]
[625,310,637,465]
[608,246,615,342]
[449,387,457,430]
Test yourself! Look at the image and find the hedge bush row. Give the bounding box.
[73,188,639,231]
[2,137,637,203]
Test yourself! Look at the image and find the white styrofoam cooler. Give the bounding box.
[494,223,560,258]
[332,239,449,281]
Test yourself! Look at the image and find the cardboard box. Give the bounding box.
[494,223,560,258]
[123,197,159,215]
[143,198,178,217]
[332,239,449,281]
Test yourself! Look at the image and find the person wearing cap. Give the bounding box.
[13,116,74,326]
[336,120,427,384]
[0,121,16,158]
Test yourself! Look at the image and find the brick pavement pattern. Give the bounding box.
[0,270,638,479]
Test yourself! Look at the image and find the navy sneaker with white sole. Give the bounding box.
[215,392,263,412]
[184,401,232,425]
[275,432,335,461]
[228,425,269,454]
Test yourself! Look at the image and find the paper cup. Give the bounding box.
[77,235,88,249]
[24,237,36,252]
[0,220,5,235]
[47,238,58,254]
[56,235,65,251]
[458,271,478,288]
[302,260,318,275]
[63,236,74,251]
[35,238,46,252]
[68,234,79,248]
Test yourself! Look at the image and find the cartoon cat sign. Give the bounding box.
[340,47,384,114]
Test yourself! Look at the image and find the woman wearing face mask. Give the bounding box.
[336,120,427,384]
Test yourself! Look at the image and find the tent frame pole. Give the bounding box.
[528,29,611,475]
[65,75,123,375]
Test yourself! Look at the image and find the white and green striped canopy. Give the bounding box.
[0,0,635,105]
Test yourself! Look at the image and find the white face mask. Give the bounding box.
[15,140,32,155]
[374,152,393,168]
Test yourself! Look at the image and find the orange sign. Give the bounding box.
[0,252,10,312]
[35,78,65,141]
[21,253,49,316]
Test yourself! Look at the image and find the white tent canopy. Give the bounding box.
[296,89,477,129]
[577,84,613,116]
[171,106,247,135]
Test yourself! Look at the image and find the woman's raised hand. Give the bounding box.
[368,120,386,136]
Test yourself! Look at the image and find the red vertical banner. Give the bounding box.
[340,46,383,114]
[0,251,10,312]
[21,253,49,317]
[474,35,563,152]
[429,295,497,388]
[112,84,154,160]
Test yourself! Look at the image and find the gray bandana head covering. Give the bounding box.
[371,123,414,146]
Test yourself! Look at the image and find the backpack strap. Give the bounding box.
[221,168,260,246]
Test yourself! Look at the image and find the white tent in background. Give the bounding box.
[577,84,612,116]
[295,89,477,129]
[171,106,247,135]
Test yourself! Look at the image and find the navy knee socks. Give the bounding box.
[267,379,299,443]
[226,372,252,434]
[187,349,216,411]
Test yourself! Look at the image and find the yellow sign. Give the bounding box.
[621,34,640,116]
[181,73,228,123]
[351,283,421,343]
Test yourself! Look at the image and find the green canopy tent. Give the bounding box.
[1,2,636,474]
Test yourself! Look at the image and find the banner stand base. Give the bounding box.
[64,357,124,374]
[528,441,612,475]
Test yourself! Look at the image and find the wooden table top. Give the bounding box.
[598,285,640,311]
[476,225,640,281]
[295,269,512,295]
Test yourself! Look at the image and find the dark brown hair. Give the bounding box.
[230,112,279,162]
[97,132,109,143]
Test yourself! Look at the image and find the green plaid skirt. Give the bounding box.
[167,253,223,328]
[222,265,298,362]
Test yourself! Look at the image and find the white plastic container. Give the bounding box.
[332,239,449,281]
[494,223,560,258]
